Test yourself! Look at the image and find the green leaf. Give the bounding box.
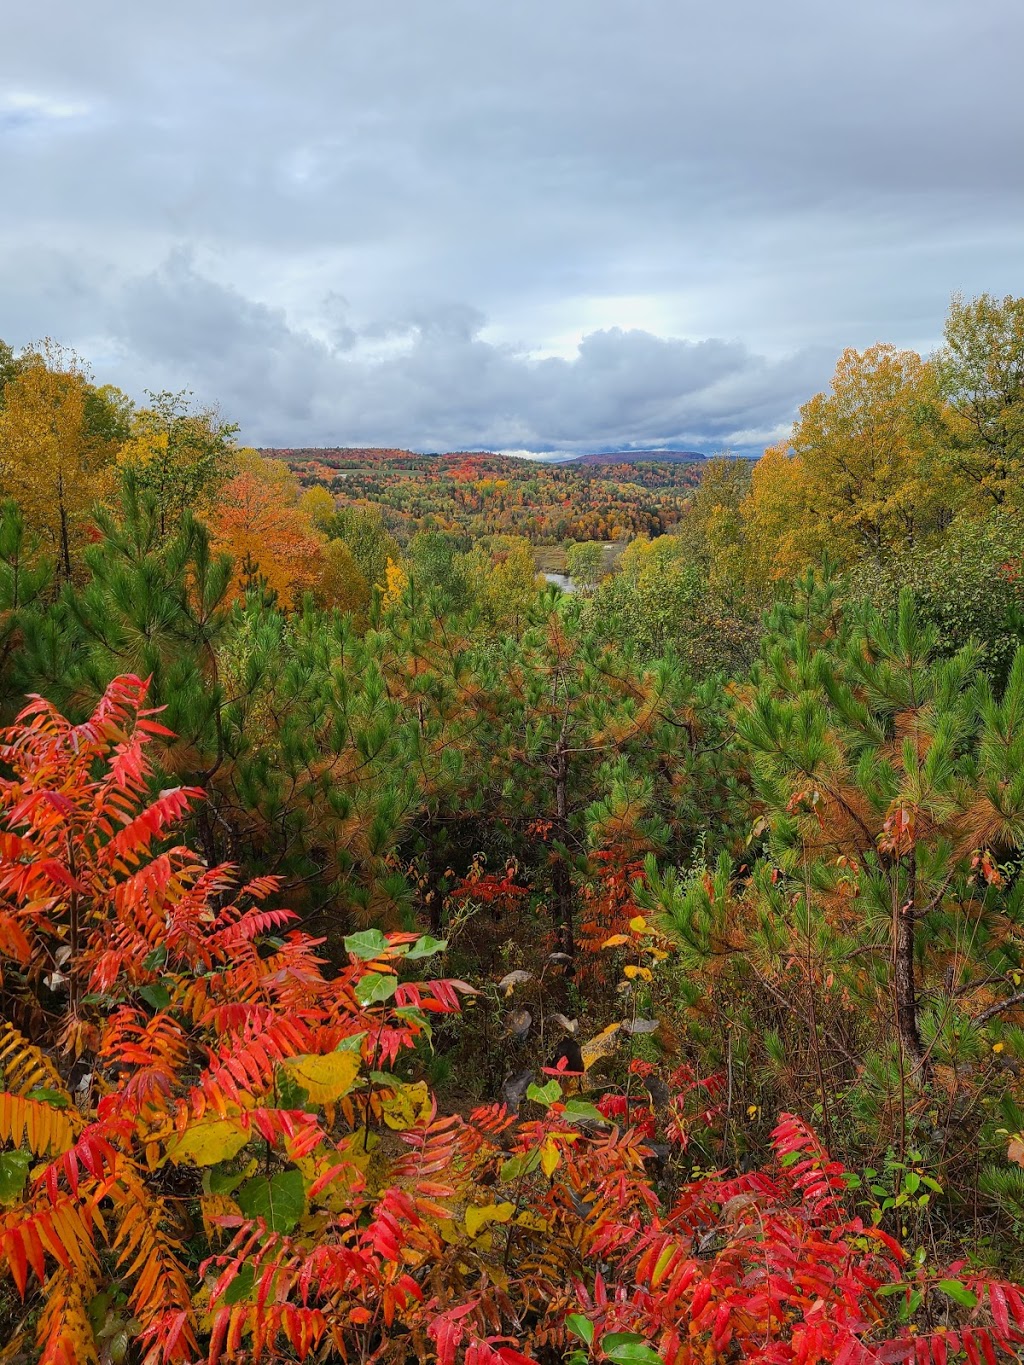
[405,934,447,960]
[0,1149,31,1204]
[562,1099,607,1124]
[222,1263,256,1305]
[335,1031,367,1052]
[602,1332,664,1363]
[937,1279,977,1308]
[143,945,168,971]
[527,1079,562,1107]
[500,1149,541,1182]
[355,972,399,1006]
[394,1005,432,1039]
[138,981,171,1011]
[26,1087,70,1109]
[274,1066,312,1111]
[236,1169,306,1233]
[344,929,390,960]
[904,1172,920,1194]
[206,1163,248,1196]
[565,1314,594,1347]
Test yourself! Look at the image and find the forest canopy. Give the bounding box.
[2,293,1024,1364]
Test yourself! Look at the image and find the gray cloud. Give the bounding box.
[1,0,1021,451]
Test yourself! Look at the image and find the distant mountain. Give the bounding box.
[569,449,706,466]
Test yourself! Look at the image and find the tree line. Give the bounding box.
[1,293,1024,1362]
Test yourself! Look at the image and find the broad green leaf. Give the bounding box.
[527,1079,561,1107]
[343,929,390,960]
[274,1065,314,1111]
[237,1168,305,1233]
[206,1161,253,1196]
[0,1149,31,1204]
[138,981,171,1011]
[222,1263,255,1305]
[281,1051,361,1104]
[500,1149,541,1182]
[937,1279,978,1308]
[602,1332,664,1364]
[565,1315,595,1347]
[166,1117,250,1167]
[26,1087,70,1109]
[405,934,447,960]
[562,1099,607,1124]
[355,972,399,1007]
[394,1005,432,1039]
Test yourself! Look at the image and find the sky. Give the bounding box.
[1,0,1021,456]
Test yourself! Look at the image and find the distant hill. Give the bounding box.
[261,446,706,468]
[569,449,706,466]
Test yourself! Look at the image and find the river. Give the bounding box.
[543,572,576,594]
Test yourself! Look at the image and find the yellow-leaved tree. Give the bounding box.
[790,343,946,563]
[0,341,119,579]
[738,442,820,595]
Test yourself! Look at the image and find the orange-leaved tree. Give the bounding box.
[209,468,324,609]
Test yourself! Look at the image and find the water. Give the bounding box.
[543,572,576,594]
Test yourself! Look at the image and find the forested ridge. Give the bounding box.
[2,293,1024,1363]
[269,447,704,546]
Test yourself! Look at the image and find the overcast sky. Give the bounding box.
[1,0,1021,455]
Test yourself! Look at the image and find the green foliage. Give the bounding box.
[934,291,1024,505]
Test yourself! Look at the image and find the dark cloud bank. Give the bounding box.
[1,0,1021,454]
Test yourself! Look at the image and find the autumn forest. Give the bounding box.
[3,291,1024,1365]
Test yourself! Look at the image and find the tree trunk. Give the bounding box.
[894,854,929,1077]
[57,473,72,582]
[551,734,574,958]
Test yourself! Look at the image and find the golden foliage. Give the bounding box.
[0,341,117,577]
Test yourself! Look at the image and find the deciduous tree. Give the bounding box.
[0,341,118,579]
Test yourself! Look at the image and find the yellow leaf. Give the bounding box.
[295,1149,365,1211]
[540,1136,560,1177]
[379,1081,433,1131]
[335,1130,378,1173]
[515,1210,549,1231]
[465,1202,515,1236]
[601,934,630,949]
[648,948,669,962]
[281,1050,361,1104]
[201,1193,241,1237]
[652,1243,676,1288]
[623,965,653,982]
[581,1022,622,1071]
[629,916,648,933]
[993,1042,1005,1054]
[166,1117,250,1167]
